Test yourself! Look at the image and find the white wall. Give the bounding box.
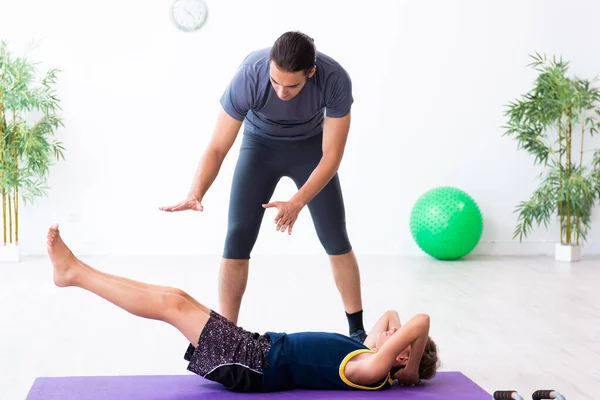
[2,0,599,256]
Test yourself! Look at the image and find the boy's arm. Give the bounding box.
[363,310,402,348]
[392,328,430,385]
[403,326,429,375]
[356,314,430,383]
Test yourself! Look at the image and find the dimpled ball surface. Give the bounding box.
[410,186,483,260]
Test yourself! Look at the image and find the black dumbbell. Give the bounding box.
[493,390,524,400]
[532,390,565,400]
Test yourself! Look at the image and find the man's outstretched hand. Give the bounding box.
[160,195,204,212]
[262,200,304,235]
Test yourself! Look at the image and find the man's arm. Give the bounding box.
[160,108,242,212]
[290,113,351,206]
[187,108,243,199]
[363,310,402,348]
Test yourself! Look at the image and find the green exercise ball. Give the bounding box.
[410,186,483,260]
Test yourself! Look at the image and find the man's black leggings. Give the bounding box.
[223,132,352,259]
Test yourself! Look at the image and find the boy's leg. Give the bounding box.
[53,238,204,310]
[48,224,209,344]
[75,259,205,311]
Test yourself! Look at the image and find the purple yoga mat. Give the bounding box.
[26,371,490,399]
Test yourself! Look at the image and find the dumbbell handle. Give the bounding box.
[493,391,524,400]
[532,390,566,400]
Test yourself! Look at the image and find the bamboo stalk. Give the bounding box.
[12,125,18,245]
[14,186,18,244]
[9,111,16,245]
[565,119,572,244]
[575,116,585,245]
[575,213,580,244]
[0,94,5,245]
[1,190,5,245]
[8,192,12,244]
[580,116,585,167]
[558,120,564,244]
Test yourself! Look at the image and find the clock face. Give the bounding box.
[170,0,208,32]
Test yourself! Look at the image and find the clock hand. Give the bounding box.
[184,9,198,20]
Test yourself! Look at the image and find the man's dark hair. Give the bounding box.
[269,31,316,75]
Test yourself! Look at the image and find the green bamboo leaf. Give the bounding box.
[0,39,66,223]
[504,53,600,244]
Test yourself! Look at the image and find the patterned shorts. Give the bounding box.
[184,310,272,392]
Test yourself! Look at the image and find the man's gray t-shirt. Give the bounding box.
[220,47,353,141]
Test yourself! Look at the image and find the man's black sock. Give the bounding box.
[346,310,365,335]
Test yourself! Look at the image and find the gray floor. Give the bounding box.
[1,253,598,399]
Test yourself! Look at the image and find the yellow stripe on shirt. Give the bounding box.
[339,349,393,390]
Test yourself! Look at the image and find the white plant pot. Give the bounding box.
[0,244,21,262]
[555,243,581,262]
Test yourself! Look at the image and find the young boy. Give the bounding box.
[46,224,439,393]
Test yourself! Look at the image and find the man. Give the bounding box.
[160,31,366,342]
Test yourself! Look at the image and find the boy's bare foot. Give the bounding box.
[47,224,79,287]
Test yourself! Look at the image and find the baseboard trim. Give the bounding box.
[18,240,600,257]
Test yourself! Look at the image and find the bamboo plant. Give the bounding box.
[0,40,65,247]
[504,53,600,247]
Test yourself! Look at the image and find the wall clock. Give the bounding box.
[170,0,208,32]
